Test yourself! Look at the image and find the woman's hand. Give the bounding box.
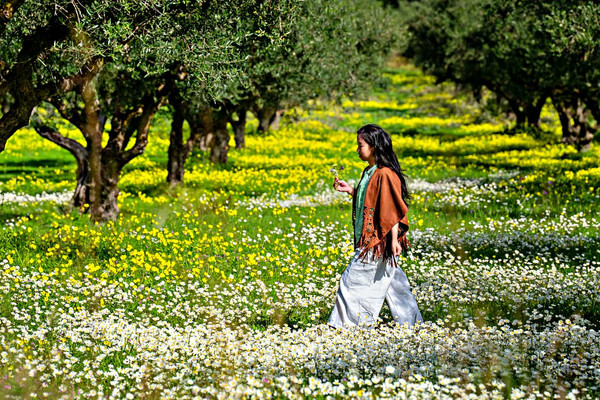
[391,240,402,257]
[391,222,402,257]
[334,178,354,195]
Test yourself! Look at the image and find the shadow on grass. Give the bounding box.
[0,210,31,221]
[392,127,481,139]
[352,106,415,115]
[0,158,75,171]
[394,144,538,159]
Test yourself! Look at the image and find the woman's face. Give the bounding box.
[357,134,375,163]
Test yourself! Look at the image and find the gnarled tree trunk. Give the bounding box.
[197,131,214,151]
[96,159,122,221]
[552,95,595,152]
[197,107,229,164]
[229,107,247,149]
[80,78,105,221]
[525,97,546,129]
[166,96,206,186]
[71,156,90,208]
[253,103,278,133]
[0,24,66,152]
[97,87,166,220]
[34,70,169,221]
[270,109,283,131]
[211,110,230,163]
[0,93,39,152]
[508,99,526,128]
[0,22,101,153]
[167,104,187,185]
[508,97,545,129]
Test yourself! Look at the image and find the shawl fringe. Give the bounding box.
[357,217,410,263]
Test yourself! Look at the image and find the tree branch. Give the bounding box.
[104,106,141,156]
[54,56,104,94]
[120,98,164,165]
[0,42,102,153]
[32,124,87,161]
[120,83,171,164]
[49,96,84,128]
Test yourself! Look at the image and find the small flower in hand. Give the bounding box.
[329,164,344,189]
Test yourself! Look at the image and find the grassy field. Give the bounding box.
[1,63,600,399]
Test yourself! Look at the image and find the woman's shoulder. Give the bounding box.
[373,166,401,186]
[374,166,396,177]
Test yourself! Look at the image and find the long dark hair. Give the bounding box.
[357,124,411,205]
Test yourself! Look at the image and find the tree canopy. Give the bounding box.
[2,0,266,220]
[0,0,253,152]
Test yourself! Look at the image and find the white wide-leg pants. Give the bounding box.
[328,248,423,328]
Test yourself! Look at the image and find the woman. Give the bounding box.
[329,124,422,328]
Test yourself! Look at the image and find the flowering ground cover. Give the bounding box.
[1,64,600,399]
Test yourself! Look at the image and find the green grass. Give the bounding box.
[1,63,599,398]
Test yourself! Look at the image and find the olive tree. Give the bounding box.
[0,0,171,152]
[399,0,600,150]
[23,0,250,221]
[400,0,550,128]
[542,1,600,151]
[165,0,400,185]
[245,0,399,133]
[164,0,305,182]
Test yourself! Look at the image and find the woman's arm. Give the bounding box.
[391,222,402,256]
[391,223,398,241]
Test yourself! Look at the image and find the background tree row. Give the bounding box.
[397,0,600,151]
[0,0,400,221]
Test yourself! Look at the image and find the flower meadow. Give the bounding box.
[1,65,600,399]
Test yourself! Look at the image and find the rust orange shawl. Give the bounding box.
[353,166,410,260]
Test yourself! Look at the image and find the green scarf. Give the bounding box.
[354,164,377,245]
